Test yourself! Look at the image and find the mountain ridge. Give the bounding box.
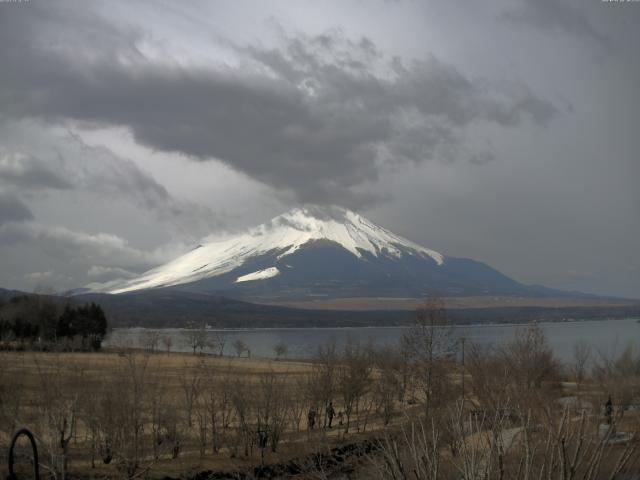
[87,206,603,302]
[94,206,447,295]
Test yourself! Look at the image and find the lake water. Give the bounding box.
[104,318,640,363]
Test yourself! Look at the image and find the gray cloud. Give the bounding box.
[0,192,34,225]
[0,130,224,238]
[468,150,495,166]
[67,136,174,211]
[0,218,189,291]
[0,150,72,190]
[63,134,223,234]
[0,221,181,272]
[0,2,557,208]
[25,271,55,282]
[87,265,137,281]
[501,0,610,49]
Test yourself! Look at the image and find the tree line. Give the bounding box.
[0,294,108,350]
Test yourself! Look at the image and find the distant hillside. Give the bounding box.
[74,289,640,328]
[2,288,638,328]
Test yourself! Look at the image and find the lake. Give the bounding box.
[104,317,640,363]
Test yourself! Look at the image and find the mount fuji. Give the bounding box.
[93,206,562,302]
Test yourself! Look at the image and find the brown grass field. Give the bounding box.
[0,349,412,479]
[1,333,639,479]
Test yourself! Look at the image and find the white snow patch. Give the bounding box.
[235,267,280,283]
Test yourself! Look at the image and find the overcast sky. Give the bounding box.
[0,0,638,298]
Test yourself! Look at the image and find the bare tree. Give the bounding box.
[99,352,150,479]
[78,381,102,469]
[273,342,288,360]
[370,400,640,480]
[194,385,209,457]
[147,373,171,460]
[289,375,309,433]
[310,340,338,429]
[124,353,149,478]
[466,343,512,412]
[182,323,207,355]
[142,329,161,353]
[179,359,204,428]
[402,296,455,416]
[210,332,228,356]
[230,378,252,457]
[254,370,290,460]
[468,327,560,422]
[503,323,559,390]
[592,342,640,412]
[371,347,402,426]
[34,355,81,480]
[569,340,592,390]
[207,369,234,453]
[338,340,372,433]
[233,339,248,358]
[0,352,24,454]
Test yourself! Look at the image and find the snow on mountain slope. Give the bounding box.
[104,206,445,294]
[235,267,280,283]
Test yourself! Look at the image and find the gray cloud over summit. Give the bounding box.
[0,2,556,207]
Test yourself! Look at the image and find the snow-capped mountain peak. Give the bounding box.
[102,206,444,294]
[262,206,443,263]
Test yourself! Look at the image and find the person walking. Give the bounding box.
[308,406,317,430]
[605,395,613,425]
[326,401,335,428]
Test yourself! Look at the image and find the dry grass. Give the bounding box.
[0,349,399,478]
[2,331,639,480]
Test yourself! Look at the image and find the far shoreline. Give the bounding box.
[107,315,640,332]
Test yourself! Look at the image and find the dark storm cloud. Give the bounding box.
[0,2,557,208]
[0,193,34,225]
[501,0,610,48]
